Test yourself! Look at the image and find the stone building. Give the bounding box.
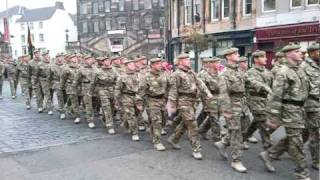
[73,0,166,57]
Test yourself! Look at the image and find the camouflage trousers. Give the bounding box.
[0,77,3,96]
[198,113,221,142]
[147,107,164,144]
[83,94,94,123]
[244,113,274,150]
[39,79,53,111]
[66,94,80,119]
[170,106,201,153]
[268,128,310,179]
[20,78,31,106]
[32,82,43,109]
[197,109,208,127]
[52,88,65,114]
[122,95,138,135]
[304,112,320,166]
[99,94,114,128]
[8,76,17,97]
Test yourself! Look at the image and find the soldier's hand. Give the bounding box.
[167,102,176,114]
[222,110,232,119]
[264,86,273,94]
[207,93,213,100]
[265,118,280,130]
[136,104,143,111]
[114,101,120,110]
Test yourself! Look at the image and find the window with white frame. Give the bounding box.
[211,0,220,21]
[263,0,276,12]
[185,0,192,25]
[290,0,302,8]
[222,0,230,18]
[39,34,44,42]
[160,0,165,7]
[105,1,111,12]
[21,35,26,43]
[106,19,111,30]
[98,1,104,12]
[39,22,43,29]
[29,22,34,30]
[307,0,319,5]
[20,23,25,30]
[93,2,99,14]
[80,3,88,14]
[243,0,252,15]
[133,0,139,10]
[145,0,152,9]
[94,21,99,32]
[82,22,88,33]
[119,0,125,11]
[194,0,201,22]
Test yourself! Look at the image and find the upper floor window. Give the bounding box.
[93,2,99,14]
[145,0,152,9]
[105,1,111,12]
[185,0,192,25]
[39,22,43,29]
[94,21,100,32]
[159,0,165,7]
[263,0,276,12]
[133,0,139,10]
[211,0,220,21]
[80,3,88,14]
[243,0,252,15]
[307,0,319,5]
[106,19,112,30]
[20,23,25,30]
[290,0,302,8]
[21,35,26,43]
[98,1,104,12]
[82,22,88,33]
[39,34,44,42]
[119,0,125,11]
[222,0,230,18]
[29,22,34,30]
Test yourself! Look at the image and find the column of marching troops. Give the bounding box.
[0,42,319,180]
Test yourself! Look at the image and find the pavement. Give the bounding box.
[0,82,319,180]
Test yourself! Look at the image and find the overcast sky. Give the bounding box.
[0,0,76,14]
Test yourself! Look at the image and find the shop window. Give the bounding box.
[290,0,302,8]
[243,0,252,15]
[263,0,275,12]
[211,0,220,21]
[133,0,139,10]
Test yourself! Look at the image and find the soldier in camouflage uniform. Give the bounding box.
[301,43,320,170]
[0,58,5,99]
[50,53,66,119]
[167,53,213,160]
[4,56,18,99]
[243,50,273,150]
[197,57,223,142]
[94,57,117,134]
[74,55,96,129]
[29,50,44,112]
[17,55,32,109]
[136,57,170,151]
[115,59,140,141]
[260,44,311,180]
[271,52,286,77]
[60,54,80,123]
[38,51,53,115]
[135,56,148,131]
[214,48,248,173]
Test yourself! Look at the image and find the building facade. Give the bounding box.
[0,2,77,59]
[167,0,320,71]
[75,0,166,57]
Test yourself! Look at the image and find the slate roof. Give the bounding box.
[0,6,26,18]
[16,6,57,22]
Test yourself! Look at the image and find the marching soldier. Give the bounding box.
[243,50,273,150]
[29,49,44,112]
[260,44,311,180]
[38,51,53,115]
[301,43,320,170]
[214,48,248,172]
[136,57,170,151]
[197,57,223,142]
[94,57,117,134]
[0,58,5,99]
[50,53,66,119]
[74,55,96,129]
[271,52,286,77]
[4,56,18,99]
[114,59,140,141]
[167,53,213,160]
[17,55,32,109]
[60,54,80,123]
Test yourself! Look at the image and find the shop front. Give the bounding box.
[255,21,320,68]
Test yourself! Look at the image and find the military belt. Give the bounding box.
[123,92,136,96]
[249,92,268,98]
[229,92,245,98]
[82,81,91,84]
[282,99,304,107]
[308,95,320,102]
[210,90,219,95]
[149,94,165,99]
[179,92,196,98]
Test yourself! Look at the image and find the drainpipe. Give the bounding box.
[202,0,206,33]
[232,0,237,29]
